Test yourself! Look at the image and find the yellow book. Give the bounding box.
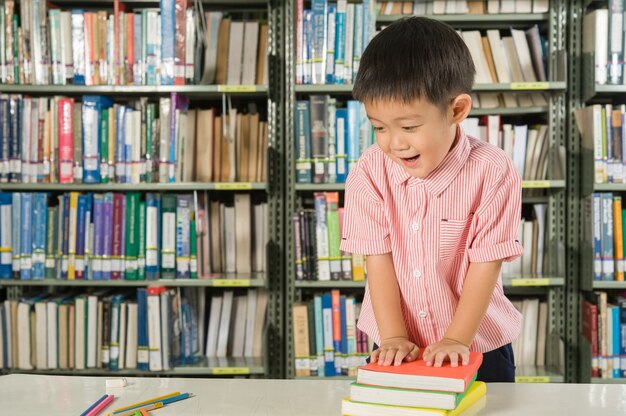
[352,254,365,281]
[67,192,79,280]
[614,196,624,281]
[341,381,486,416]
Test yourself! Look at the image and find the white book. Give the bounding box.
[125,302,138,369]
[234,194,252,274]
[241,21,259,85]
[344,4,355,84]
[486,30,512,83]
[226,21,244,85]
[533,0,549,13]
[147,291,162,371]
[35,301,47,369]
[461,31,499,108]
[515,0,532,13]
[60,12,73,83]
[185,9,196,81]
[131,111,141,184]
[17,302,33,369]
[118,302,127,370]
[252,289,268,357]
[534,204,547,276]
[224,206,237,273]
[583,9,609,85]
[205,295,222,357]
[253,203,266,273]
[216,291,234,358]
[529,125,548,181]
[96,301,103,368]
[500,1,515,13]
[433,0,446,14]
[521,298,539,367]
[512,124,528,178]
[160,291,170,371]
[200,12,223,84]
[46,301,58,369]
[74,297,86,370]
[244,289,258,358]
[521,219,534,276]
[87,295,98,368]
[230,295,248,358]
[536,302,548,366]
[523,128,539,180]
[502,36,534,107]
[486,0,499,13]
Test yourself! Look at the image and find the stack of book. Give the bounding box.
[341,352,486,415]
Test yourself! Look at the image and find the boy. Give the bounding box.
[340,17,523,383]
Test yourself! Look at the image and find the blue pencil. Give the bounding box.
[80,394,109,416]
[112,392,193,414]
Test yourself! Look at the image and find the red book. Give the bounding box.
[58,98,74,184]
[357,352,483,393]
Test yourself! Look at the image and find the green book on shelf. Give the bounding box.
[100,107,109,183]
[341,381,486,416]
[125,193,140,280]
[138,199,146,280]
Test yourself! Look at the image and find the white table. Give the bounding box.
[0,374,625,415]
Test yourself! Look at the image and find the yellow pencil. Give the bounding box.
[108,392,180,414]
[113,402,164,416]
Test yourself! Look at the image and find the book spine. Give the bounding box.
[31,193,47,280]
[102,193,113,279]
[71,10,85,85]
[58,98,74,184]
[321,293,335,376]
[125,192,139,280]
[92,195,103,280]
[160,0,175,85]
[309,95,328,184]
[602,192,615,280]
[136,287,149,370]
[0,193,12,279]
[161,194,176,279]
[335,108,347,183]
[146,193,160,280]
[74,195,87,280]
[11,193,19,276]
[295,100,313,183]
[175,194,191,279]
[347,100,359,174]
[138,199,146,280]
[115,105,126,183]
[67,192,79,280]
[325,192,341,280]
[19,192,32,280]
[100,109,109,183]
[111,193,123,280]
[314,193,331,280]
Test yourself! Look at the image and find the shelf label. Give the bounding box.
[212,367,250,375]
[511,278,550,287]
[214,182,253,190]
[217,85,257,93]
[511,82,550,90]
[515,376,550,383]
[213,279,251,287]
[522,180,551,189]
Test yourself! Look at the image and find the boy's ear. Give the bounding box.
[449,93,472,124]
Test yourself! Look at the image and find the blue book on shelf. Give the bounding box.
[11,193,20,277]
[82,96,113,184]
[115,106,127,184]
[31,193,47,280]
[60,194,70,280]
[75,194,87,280]
[612,305,621,378]
[84,194,93,279]
[311,0,328,84]
[334,0,346,84]
[92,195,104,280]
[601,193,615,280]
[0,98,9,183]
[321,293,336,376]
[137,288,150,370]
[592,193,602,281]
[0,193,13,279]
[347,101,360,174]
[325,4,336,84]
[20,193,33,280]
[176,195,192,279]
[160,0,175,85]
[335,108,348,183]
[103,193,114,280]
[303,10,313,85]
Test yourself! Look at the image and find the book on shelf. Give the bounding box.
[377,1,549,15]
[0,1,269,86]
[0,191,267,281]
[0,95,268,185]
[291,291,371,377]
[292,192,366,282]
[357,352,483,393]
[580,291,626,379]
[0,287,268,371]
[502,203,549,278]
[509,297,548,368]
[341,381,487,416]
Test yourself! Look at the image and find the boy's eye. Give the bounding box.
[402,126,419,132]
[372,126,385,132]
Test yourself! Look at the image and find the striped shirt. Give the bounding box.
[340,127,523,352]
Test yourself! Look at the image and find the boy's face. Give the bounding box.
[365,96,469,179]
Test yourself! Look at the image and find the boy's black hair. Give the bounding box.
[353,17,475,110]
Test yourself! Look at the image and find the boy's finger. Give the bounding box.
[461,351,470,366]
[393,349,407,366]
[448,352,459,367]
[370,348,380,363]
[434,352,446,367]
[381,349,396,366]
[405,346,420,362]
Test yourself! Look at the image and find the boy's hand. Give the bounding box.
[371,336,420,366]
[422,338,470,368]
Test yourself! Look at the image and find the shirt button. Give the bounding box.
[411,222,419,231]
[413,269,422,278]
[419,311,428,318]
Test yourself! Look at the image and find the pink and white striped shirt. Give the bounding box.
[340,127,523,352]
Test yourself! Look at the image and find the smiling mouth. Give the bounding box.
[399,154,420,168]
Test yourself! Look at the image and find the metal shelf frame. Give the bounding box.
[284,0,571,380]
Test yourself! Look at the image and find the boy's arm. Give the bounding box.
[367,253,420,366]
[422,260,502,367]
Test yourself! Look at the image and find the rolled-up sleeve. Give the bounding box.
[340,161,391,255]
[467,164,524,263]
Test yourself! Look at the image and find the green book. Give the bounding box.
[45,206,58,279]
[100,108,109,183]
[138,199,146,280]
[125,193,140,280]
[190,218,197,279]
[325,192,342,280]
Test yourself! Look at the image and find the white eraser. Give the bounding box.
[106,378,128,388]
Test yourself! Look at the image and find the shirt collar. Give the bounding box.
[387,125,471,196]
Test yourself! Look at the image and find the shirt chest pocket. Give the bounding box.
[438,216,473,259]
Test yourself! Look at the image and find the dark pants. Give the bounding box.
[367,343,516,383]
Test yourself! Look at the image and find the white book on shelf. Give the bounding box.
[583,9,608,85]
[499,1,515,13]
[512,124,528,178]
[523,128,539,180]
[96,301,103,369]
[536,301,548,366]
[515,0,532,13]
[528,124,548,181]
[521,219,534,276]
[235,194,252,274]
[74,296,86,370]
[502,36,534,107]
[205,295,222,357]
[35,301,47,370]
[147,291,162,371]
[87,295,98,368]
[118,302,127,370]
[433,0,446,14]
[533,204,547,277]
[521,298,539,367]
[216,290,234,358]
[160,291,171,371]
[510,28,548,106]
[46,301,58,369]
[244,289,258,358]
[241,21,259,85]
[226,21,244,85]
[252,289,268,358]
[533,0,549,13]
[230,295,248,358]
[224,205,237,273]
[17,302,33,370]
[125,302,138,369]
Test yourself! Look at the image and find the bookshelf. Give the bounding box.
[574,0,626,384]
[0,0,285,378]
[284,0,570,382]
